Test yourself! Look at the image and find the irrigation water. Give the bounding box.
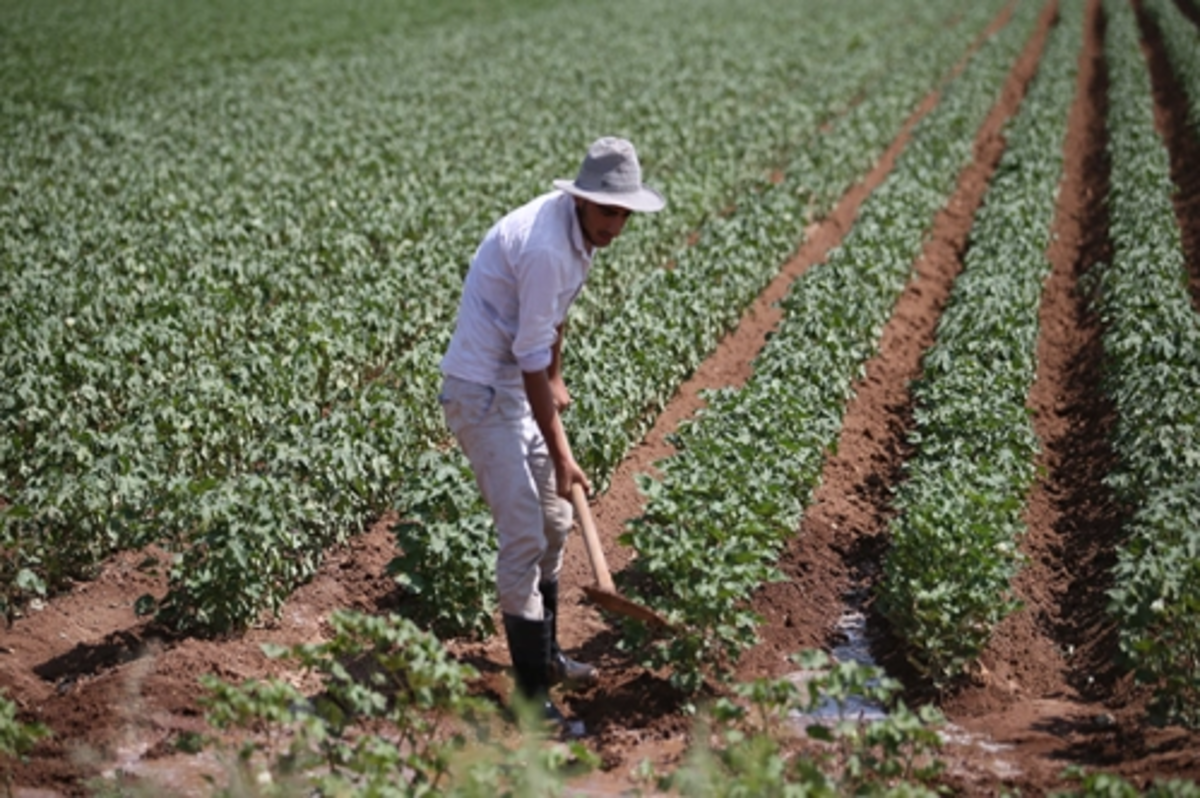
[785,587,889,725]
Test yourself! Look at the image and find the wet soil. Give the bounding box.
[4,0,1200,795]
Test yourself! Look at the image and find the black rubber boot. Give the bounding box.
[540,581,599,690]
[502,612,566,727]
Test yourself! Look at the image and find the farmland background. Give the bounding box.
[3,0,1200,794]
[4,0,953,632]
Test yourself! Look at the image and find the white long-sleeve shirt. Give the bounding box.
[440,191,593,392]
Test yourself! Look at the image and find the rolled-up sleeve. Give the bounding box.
[513,247,563,373]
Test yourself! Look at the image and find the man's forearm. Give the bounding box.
[547,322,565,381]
[523,368,571,461]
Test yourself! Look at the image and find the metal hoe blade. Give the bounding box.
[583,585,670,628]
[571,483,670,629]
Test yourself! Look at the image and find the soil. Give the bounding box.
[4,0,1200,795]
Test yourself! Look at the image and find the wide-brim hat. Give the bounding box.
[552,136,666,213]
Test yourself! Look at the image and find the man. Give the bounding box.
[439,137,665,724]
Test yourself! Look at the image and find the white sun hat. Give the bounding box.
[552,136,666,213]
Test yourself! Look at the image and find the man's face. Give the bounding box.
[575,199,632,249]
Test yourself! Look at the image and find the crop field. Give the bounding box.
[3,0,1200,794]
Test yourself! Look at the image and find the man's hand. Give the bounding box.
[523,368,590,499]
[556,456,591,501]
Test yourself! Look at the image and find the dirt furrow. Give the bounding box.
[924,0,1200,788]
[932,0,1132,785]
[998,0,1122,724]
[719,3,1067,792]
[743,0,1059,680]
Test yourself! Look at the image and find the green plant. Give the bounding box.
[0,692,50,798]
[437,699,598,798]
[1097,0,1200,729]
[201,610,484,795]
[876,0,1083,686]
[197,609,597,796]
[642,650,946,797]
[1052,766,1200,797]
[788,651,946,792]
[388,451,498,640]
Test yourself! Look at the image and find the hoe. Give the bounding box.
[570,483,669,628]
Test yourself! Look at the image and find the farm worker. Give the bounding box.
[439,137,665,725]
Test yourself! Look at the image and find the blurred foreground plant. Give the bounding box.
[1,692,51,798]
[197,609,595,797]
[642,650,946,797]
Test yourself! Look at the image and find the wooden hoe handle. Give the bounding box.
[570,482,616,593]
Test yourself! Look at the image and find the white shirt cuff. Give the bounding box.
[518,348,553,373]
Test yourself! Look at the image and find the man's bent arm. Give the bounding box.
[547,323,569,411]
[523,368,589,498]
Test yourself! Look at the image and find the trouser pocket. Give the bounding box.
[439,376,496,436]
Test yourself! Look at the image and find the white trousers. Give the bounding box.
[439,375,573,620]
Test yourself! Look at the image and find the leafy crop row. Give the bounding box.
[0,1,567,119]
[391,0,1009,639]
[611,0,1045,692]
[1141,0,1200,137]
[1097,0,1200,730]
[876,0,1083,686]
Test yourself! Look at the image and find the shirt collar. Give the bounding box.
[563,192,595,265]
